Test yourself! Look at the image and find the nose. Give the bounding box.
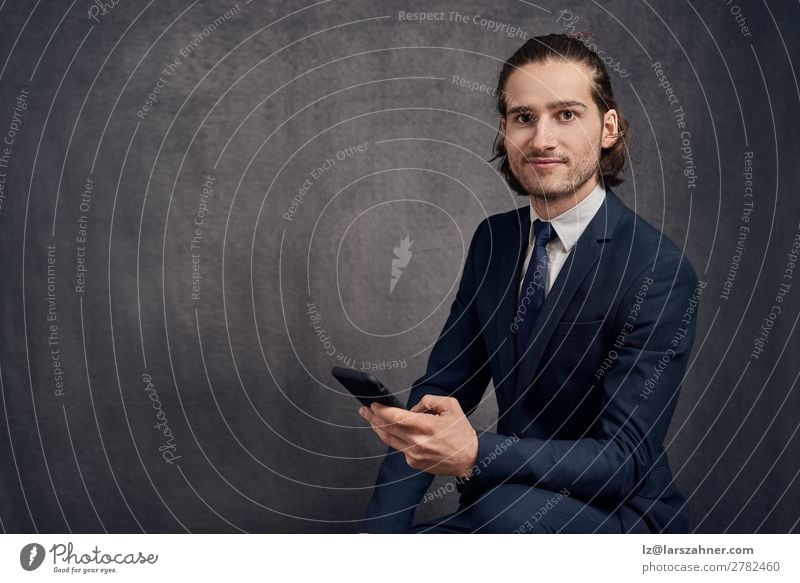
[528,120,557,152]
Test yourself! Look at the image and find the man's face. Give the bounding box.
[500,58,618,203]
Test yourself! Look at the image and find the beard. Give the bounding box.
[504,140,602,201]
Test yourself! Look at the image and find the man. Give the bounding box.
[359,33,699,533]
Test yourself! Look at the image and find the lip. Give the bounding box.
[527,158,563,168]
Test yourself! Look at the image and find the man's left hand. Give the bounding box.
[359,395,478,478]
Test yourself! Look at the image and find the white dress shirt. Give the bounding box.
[518,181,606,298]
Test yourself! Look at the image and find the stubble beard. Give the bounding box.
[507,140,602,202]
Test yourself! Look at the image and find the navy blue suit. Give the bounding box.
[362,187,700,533]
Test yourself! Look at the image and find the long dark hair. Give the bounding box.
[489,32,630,192]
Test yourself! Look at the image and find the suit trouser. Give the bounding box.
[406,484,628,533]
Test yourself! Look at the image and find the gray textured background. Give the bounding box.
[0,0,798,533]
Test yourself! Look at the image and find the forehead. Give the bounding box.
[503,59,596,111]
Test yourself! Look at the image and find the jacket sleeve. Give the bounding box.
[465,252,700,502]
[360,218,493,532]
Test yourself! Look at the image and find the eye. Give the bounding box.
[515,112,534,124]
[560,110,577,121]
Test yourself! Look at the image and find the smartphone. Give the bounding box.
[331,367,405,409]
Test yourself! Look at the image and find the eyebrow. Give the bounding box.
[506,100,589,115]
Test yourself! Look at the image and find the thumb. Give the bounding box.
[409,394,452,414]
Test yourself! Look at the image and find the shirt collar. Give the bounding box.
[528,181,606,252]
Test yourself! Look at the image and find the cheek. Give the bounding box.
[504,133,528,159]
[568,124,600,150]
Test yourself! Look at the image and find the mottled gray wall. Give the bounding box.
[0,0,797,533]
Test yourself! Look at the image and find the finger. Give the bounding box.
[360,405,394,430]
[409,401,432,413]
[369,402,394,412]
[370,403,421,427]
[362,404,400,430]
[409,395,436,413]
[371,422,412,451]
[409,401,444,414]
[360,406,414,447]
[410,394,453,415]
[369,402,410,419]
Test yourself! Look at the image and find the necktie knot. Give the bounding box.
[533,220,556,248]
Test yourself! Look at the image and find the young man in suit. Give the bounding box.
[359,33,700,533]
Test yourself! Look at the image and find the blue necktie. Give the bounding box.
[514,220,556,356]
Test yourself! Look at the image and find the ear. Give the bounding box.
[500,117,506,136]
[600,109,619,149]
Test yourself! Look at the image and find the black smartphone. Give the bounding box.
[331,367,405,409]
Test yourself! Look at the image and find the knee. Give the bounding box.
[470,484,558,534]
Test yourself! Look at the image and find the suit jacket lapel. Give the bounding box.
[493,207,530,389]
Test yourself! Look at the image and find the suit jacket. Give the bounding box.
[362,187,700,533]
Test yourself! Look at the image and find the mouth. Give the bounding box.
[527,158,564,169]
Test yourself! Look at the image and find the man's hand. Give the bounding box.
[359,395,478,478]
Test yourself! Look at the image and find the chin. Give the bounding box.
[524,184,573,201]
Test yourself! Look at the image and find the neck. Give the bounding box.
[530,176,600,220]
